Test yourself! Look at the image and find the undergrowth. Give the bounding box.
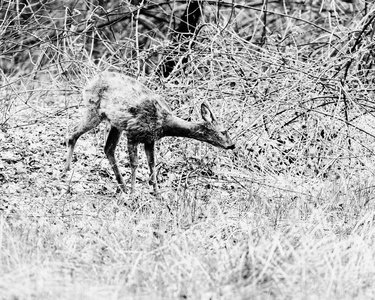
[1,0,375,299]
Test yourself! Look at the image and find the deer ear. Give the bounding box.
[201,102,216,123]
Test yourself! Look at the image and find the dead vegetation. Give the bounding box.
[1,0,375,299]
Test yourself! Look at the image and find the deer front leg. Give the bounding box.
[127,140,139,195]
[144,141,159,195]
[104,126,127,192]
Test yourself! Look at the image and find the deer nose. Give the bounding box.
[227,144,235,150]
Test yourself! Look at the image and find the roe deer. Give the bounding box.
[65,71,235,194]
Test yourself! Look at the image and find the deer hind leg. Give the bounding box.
[104,126,126,192]
[127,140,139,195]
[65,109,101,172]
[144,141,159,195]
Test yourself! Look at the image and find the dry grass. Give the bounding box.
[2,1,375,299]
[2,174,375,299]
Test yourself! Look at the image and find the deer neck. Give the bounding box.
[162,115,203,140]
